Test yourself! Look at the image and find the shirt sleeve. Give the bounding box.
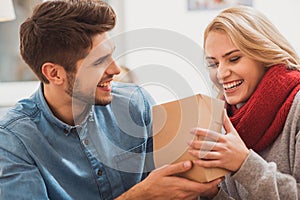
[235,150,297,199]
[0,129,49,200]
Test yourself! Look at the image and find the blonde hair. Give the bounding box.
[203,6,300,70]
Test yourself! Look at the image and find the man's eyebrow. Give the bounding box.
[92,46,116,66]
[205,49,240,60]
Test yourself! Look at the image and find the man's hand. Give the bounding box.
[116,160,222,200]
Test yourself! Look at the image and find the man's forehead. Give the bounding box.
[75,33,115,71]
[87,35,115,58]
[92,33,114,50]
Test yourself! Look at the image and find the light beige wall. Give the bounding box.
[110,0,300,103]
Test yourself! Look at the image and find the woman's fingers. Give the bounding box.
[188,126,224,154]
[188,140,220,151]
[192,158,222,168]
[188,149,221,160]
[190,127,223,142]
[223,109,239,137]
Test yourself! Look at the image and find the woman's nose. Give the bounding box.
[217,63,231,81]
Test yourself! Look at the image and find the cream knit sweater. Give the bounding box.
[210,91,300,200]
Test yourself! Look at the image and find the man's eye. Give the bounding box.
[93,55,111,66]
[94,59,106,66]
[230,56,240,62]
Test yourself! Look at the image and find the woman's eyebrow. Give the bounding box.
[223,49,240,57]
[205,49,240,60]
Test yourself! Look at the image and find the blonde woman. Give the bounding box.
[188,6,300,199]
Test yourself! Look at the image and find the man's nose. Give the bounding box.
[105,60,121,76]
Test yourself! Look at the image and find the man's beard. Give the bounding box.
[65,73,113,106]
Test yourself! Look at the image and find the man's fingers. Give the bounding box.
[155,160,193,176]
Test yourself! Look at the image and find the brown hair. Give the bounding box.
[20,0,116,83]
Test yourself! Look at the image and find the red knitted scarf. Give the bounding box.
[227,64,300,152]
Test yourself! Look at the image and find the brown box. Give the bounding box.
[152,93,229,182]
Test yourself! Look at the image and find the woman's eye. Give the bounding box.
[207,63,218,68]
[230,56,240,62]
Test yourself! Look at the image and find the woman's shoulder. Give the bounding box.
[285,90,300,133]
[289,90,300,114]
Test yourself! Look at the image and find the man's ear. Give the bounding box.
[42,62,66,85]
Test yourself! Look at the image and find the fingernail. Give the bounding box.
[191,127,207,134]
[190,128,198,134]
[183,161,192,168]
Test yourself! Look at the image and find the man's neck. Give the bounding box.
[43,84,91,126]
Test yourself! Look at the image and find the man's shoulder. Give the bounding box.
[112,82,142,96]
[0,99,40,130]
[0,101,41,164]
[112,82,154,105]
[108,82,154,127]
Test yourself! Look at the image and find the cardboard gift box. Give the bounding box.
[152,93,229,182]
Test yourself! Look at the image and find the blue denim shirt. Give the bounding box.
[0,82,155,200]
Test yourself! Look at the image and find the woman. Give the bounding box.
[188,6,300,199]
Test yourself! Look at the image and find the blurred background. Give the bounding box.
[0,0,299,112]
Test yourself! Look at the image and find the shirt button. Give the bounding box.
[83,139,89,145]
[97,170,102,176]
[89,117,94,122]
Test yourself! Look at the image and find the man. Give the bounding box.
[0,0,221,199]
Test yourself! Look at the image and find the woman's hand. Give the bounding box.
[188,110,250,172]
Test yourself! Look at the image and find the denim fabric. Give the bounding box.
[0,82,155,200]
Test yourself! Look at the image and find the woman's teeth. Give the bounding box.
[223,80,243,90]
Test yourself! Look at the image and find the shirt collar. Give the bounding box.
[34,83,93,136]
